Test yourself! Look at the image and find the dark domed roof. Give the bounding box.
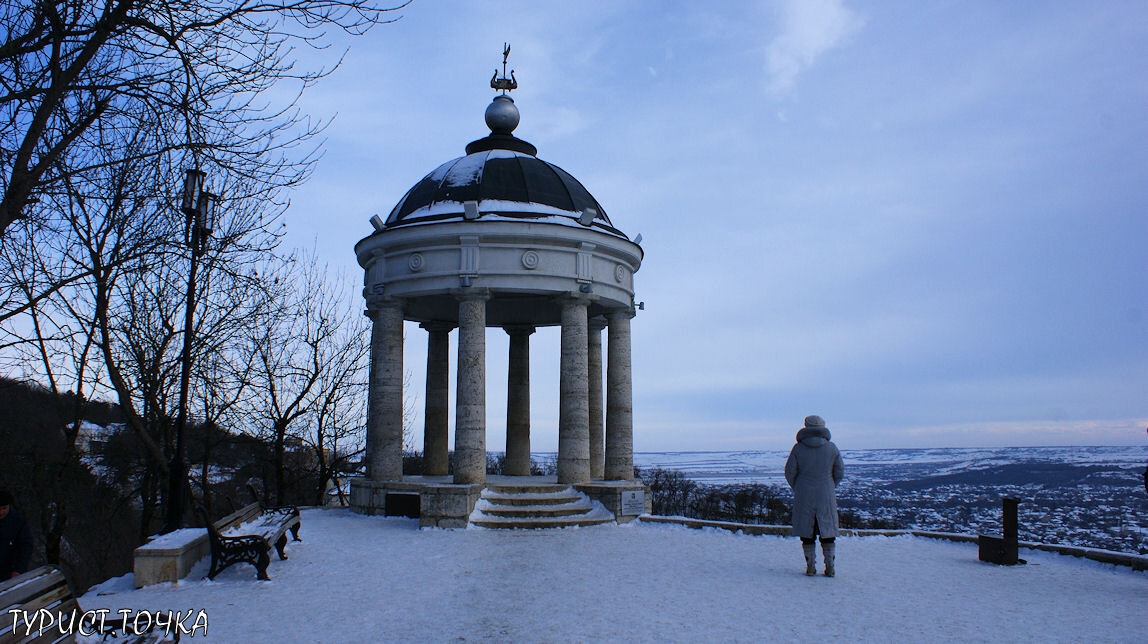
[383,96,625,238]
[385,150,621,234]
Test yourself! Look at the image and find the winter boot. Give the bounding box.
[822,540,836,577]
[802,542,817,576]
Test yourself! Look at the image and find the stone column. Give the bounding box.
[605,309,634,481]
[504,325,535,476]
[558,297,591,484]
[420,322,454,476]
[453,292,488,485]
[365,299,404,481]
[588,317,606,479]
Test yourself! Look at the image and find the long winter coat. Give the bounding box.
[784,426,845,539]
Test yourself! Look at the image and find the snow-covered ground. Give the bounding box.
[78,508,1146,643]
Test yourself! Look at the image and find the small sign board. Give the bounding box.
[620,489,645,515]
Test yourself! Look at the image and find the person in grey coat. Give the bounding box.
[784,415,845,577]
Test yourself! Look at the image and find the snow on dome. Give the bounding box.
[384,149,623,236]
[377,79,632,238]
[441,154,485,189]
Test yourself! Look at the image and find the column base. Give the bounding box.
[350,475,650,525]
[349,476,485,528]
[575,480,652,523]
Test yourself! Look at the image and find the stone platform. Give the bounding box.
[133,527,211,588]
[349,475,651,528]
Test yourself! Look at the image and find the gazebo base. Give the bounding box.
[348,475,650,528]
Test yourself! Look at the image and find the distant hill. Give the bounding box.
[0,376,124,432]
[0,376,337,593]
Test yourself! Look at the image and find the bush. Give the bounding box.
[643,466,902,530]
[643,467,790,524]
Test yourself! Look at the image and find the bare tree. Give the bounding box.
[303,317,368,505]
[0,123,174,547]
[101,181,288,532]
[242,251,366,505]
[0,0,404,238]
[0,0,401,543]
[0,114,296,535]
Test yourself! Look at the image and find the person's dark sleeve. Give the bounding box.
[13,516,32,573]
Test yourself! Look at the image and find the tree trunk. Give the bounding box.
[274,421,286,505]
[138,467,157,543]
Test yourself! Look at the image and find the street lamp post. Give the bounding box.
[162,168,216,533]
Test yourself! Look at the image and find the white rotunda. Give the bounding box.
[349,59,647,527]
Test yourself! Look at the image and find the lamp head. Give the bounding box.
[195,191,217,236]
[181,169,206,215]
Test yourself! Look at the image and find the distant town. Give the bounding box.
[633,446,1148,555]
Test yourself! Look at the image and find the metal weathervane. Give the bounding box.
[490,43,517,94]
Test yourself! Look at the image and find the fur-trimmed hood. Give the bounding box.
[796,425,831,447]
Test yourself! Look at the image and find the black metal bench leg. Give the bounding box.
[208,553,222,580]
[256,547,271,581]
[274,534,288,560]
[290,523,301,541]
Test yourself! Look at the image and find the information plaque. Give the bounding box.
[620,489,645,515]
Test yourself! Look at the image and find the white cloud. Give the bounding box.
[765,0,865,95]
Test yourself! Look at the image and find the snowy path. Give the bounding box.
[80,508,1146,643]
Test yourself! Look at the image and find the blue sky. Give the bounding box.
[284,0,1147,451]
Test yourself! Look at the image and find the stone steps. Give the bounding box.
[485,483,571,495]
[480,486,583,506]
[469,486,615,529]
[482,501,592,518]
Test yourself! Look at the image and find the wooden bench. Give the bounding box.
[0,566,171,643]
[196,503,301,581]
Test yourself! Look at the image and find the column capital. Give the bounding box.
[420,320,456,333]
[589,315,608,332]
[450,287,491,302]
[605,307,635,322]
[364,295,404,319]
[553,291,597,307]
[503,324,536,337]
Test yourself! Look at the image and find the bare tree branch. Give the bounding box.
[0,0,406,236]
